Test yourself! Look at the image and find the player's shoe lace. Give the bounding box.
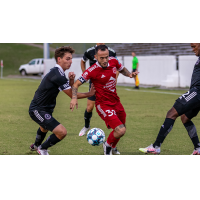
[112,147,120,155]
[191,147,200,155]
[103,142,112,155]
[37,146,49,155]
[139,144,161,155]
[79,126,90,136]
[30,144,38,151]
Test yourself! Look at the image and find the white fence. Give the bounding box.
[44,55,198,88]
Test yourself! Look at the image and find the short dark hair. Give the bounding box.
[55,46,75,62]
[95,45,108,54]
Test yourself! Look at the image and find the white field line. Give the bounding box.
[124,88,184,96]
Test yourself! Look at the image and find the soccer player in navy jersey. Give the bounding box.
[70,45,138,155]
[139,43,200,155]
[29,46,95,155]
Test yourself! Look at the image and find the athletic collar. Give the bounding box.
[55,64,65,73]
[96,61,110,68]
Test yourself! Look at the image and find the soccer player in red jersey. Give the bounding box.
[70,45,138,155]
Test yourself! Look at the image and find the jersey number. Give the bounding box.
[105,110,116,117]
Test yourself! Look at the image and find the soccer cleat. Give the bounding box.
[112,147,120,155]
[139,144,161,155]
[37,146,49,155]
[30,144,38,151]
[103,142,112,155]
[191,147,200,155]
[79,126,90,136]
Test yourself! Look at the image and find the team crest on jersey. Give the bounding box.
[45,114,51,120]
[113,67,117,74]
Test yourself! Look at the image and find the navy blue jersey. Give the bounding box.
[190,57,200,90]
[82,46,117,67]
[29,64,71,113]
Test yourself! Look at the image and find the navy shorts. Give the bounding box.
[29,109,60,132]
[173,87,200,119]
[88,79,96,101]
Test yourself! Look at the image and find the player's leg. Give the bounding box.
[140,88,200,154]
[79,80,96,136]
[181,108,200,155]
[30,126,48,151]
[38,124,67,155]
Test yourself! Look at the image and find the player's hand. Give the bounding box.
[89,83,96,96]
[68,72,76,80]
[70,99,78,111]
[131,71,139,78]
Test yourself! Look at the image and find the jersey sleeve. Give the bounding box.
[78,67,95,84]
[115,58,124,72]
[51,71,71,91]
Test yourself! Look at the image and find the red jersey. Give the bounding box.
[78,57,124,106]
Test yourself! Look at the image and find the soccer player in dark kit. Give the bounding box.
[79,43,120,154]
[70,45,138,155]
[139,43,200,155]
[29,46,95,155]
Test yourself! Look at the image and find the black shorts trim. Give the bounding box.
[132,69,137,72]
[29,110,60,132]
[88,79,96,101]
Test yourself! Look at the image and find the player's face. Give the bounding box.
[191,43,200,56]
[95,49,109,68]
[58,53,73,71]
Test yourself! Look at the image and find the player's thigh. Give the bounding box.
[87,99,95,111]
[173,88,200,116]
[115,102,126,125]
[29,110,60,132]
[96,104,124,129]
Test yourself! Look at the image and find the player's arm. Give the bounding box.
[120,67,138,78]
[81,51,89,73]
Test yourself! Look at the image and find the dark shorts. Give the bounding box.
[29,109,60,132]
[88,79,96,101]
[132,69,137,73]
[173,87,200,119]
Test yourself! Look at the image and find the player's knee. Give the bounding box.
[87,103,95,112]
[166,107,179,119]
[117,126,126,137]
[181,115,190,124]
[40,126,48,133]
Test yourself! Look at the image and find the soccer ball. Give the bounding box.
[87,128,105,146]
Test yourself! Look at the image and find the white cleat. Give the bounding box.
[112,147,120,155]
[139,144,161,155]
[37,146,49,155]
[79,126,90,136]
[103,142,112,155]
[191,147,200,155]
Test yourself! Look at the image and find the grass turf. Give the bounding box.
[0,78,196,155]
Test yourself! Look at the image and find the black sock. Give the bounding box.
[184,121,200,149]
[41,134,61,149]
[34,128,47,147]
[84,110,93,128]
[153,118,175,147]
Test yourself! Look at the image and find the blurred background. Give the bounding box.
[0,43,195,88]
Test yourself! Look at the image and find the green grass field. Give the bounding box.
[1,77,196,155]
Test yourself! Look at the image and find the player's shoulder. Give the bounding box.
[51,67,65,77]
[86,46,95,53]
[87,62,101,73]
[108,47,116,54]
[109,57,118,62]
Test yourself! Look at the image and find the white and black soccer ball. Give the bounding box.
[87,128,105,146]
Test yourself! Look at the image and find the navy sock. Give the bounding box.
[41,134,61,149]
[34,128,47,147]
[84,110,93,128]
[184,121,200,149]
[153,118,175,147]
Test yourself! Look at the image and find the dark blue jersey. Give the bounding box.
[29,64,71,113]
[190,57,200,90]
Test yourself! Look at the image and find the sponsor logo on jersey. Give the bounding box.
[88,65,98,72]
[45,114,51,120]
[103,76,116,92]
[83,71,88,79]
